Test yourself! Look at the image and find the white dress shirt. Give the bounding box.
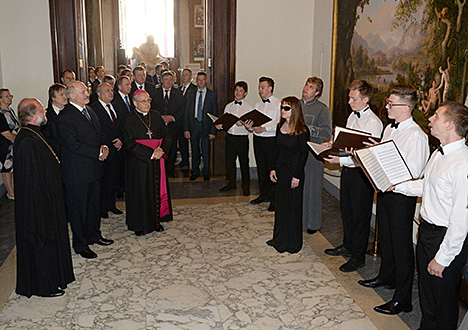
[253,95,281,138]
[340,106,383,167]
[163,88,171,100]
[381,117,429,180]
[223,99,252,136]
[52,103,63,115]
[98,99,117,122]
[395,138,468,267]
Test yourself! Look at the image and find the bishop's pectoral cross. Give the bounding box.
[147,129,153,138]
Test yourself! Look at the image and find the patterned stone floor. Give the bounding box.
[0,202,376,329]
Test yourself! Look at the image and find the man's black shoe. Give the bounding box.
[374,301,413,315]
[95,237,114,246]
[324,244,352,257]
[135,231,145,236]
[203,175,210,181]
[175,162,188,168]
[41,289,65,298]
[268,202,275,212]
[190,174,199,181]
[242,189,250,196]
[250,196,267,204]
[306,229,318,234]
[155,224,165,232]
[101,211,109,219]
[79,249,97,259]
[339,259,365,272]
[109,208,123,215]
[358,278,396,289]
[220,184,235,192]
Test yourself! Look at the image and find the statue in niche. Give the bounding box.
[138,35,163,71]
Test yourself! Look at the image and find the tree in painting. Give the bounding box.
[332,0,468,127]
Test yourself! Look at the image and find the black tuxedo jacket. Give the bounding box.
[130,81,158,110]
[112,91,134,117]
[154,87,186,129]
[57,103,107,185]
[42,105,62,155]
[90,101,123,157]
[184,88,218,136]
[179,83,197,98]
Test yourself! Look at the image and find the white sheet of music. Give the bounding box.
[356,147,391,191]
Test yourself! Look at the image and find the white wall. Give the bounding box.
[0,0,54,108]
[236,0,334,166]
[236,0,333,106]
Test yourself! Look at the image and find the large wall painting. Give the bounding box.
[331,0,468,133]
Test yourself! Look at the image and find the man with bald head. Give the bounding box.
[58,81,114,259]
[120,89,173,236]
[91,83,124,219]
[14,98,74,297]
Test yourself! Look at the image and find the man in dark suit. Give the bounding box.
[43,83,67,155]
[152,64,163,86]
[130,66,159,111]
[112,75,133,198]
[57,81,114,259]
[90,83,124,219]
[60,70,75,87]
[183,71,218,181]
[113,76,134,115]
[175,68,197,168]
[154,71,186,177]
[92,66,106,93]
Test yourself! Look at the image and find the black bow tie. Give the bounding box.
[437,145,444,155]
[262,99,270,103]
[234,100,242,105]
[391,121,400,129]
[353,111,361,118]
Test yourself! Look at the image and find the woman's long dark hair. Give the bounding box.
[279,96,307,135]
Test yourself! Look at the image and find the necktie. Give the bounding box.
[107,104,117,127]
[437,145,444,155]
[138,85,143,89]
[391,121,399,129]
[164,90,170,103]
[197,90,203,121]
[82,108,91,121]
[182,85,187,95]
[235,100,242,105]
[124,95,131,112]
[262,99,270,103]
[353,111,361,118]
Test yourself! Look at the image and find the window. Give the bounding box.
[119,0,175,58]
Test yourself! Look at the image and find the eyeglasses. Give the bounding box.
[281,105,291,111]
[136,98,152,104]
[386,101,408,109]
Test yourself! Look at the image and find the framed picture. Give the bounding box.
[194,5,204,28]
[330,0,468,129]
[193,39,205,61]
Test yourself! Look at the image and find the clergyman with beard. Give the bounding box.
[14,98,75,297]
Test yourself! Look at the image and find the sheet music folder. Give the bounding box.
[207,109,272,131]
[306,126,381,159]
[355,140,413,192]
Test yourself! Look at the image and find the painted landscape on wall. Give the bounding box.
[332,0,468,134]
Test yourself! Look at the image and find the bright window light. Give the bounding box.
[119,0,175,58]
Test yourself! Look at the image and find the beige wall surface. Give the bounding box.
[236,0,333,107]
[0,0,54,108]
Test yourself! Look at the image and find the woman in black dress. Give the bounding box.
[267,96,309,253]
[0,88,19,200]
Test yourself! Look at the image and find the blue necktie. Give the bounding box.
[197,90,203,121]
[82,108,91,121]
[124,95,131,112]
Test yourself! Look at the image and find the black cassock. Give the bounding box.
[121,110,173,234]
[13,124,74,297]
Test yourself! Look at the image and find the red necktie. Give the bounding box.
[107,104,117,127]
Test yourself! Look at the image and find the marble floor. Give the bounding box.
[0,198,383,329]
